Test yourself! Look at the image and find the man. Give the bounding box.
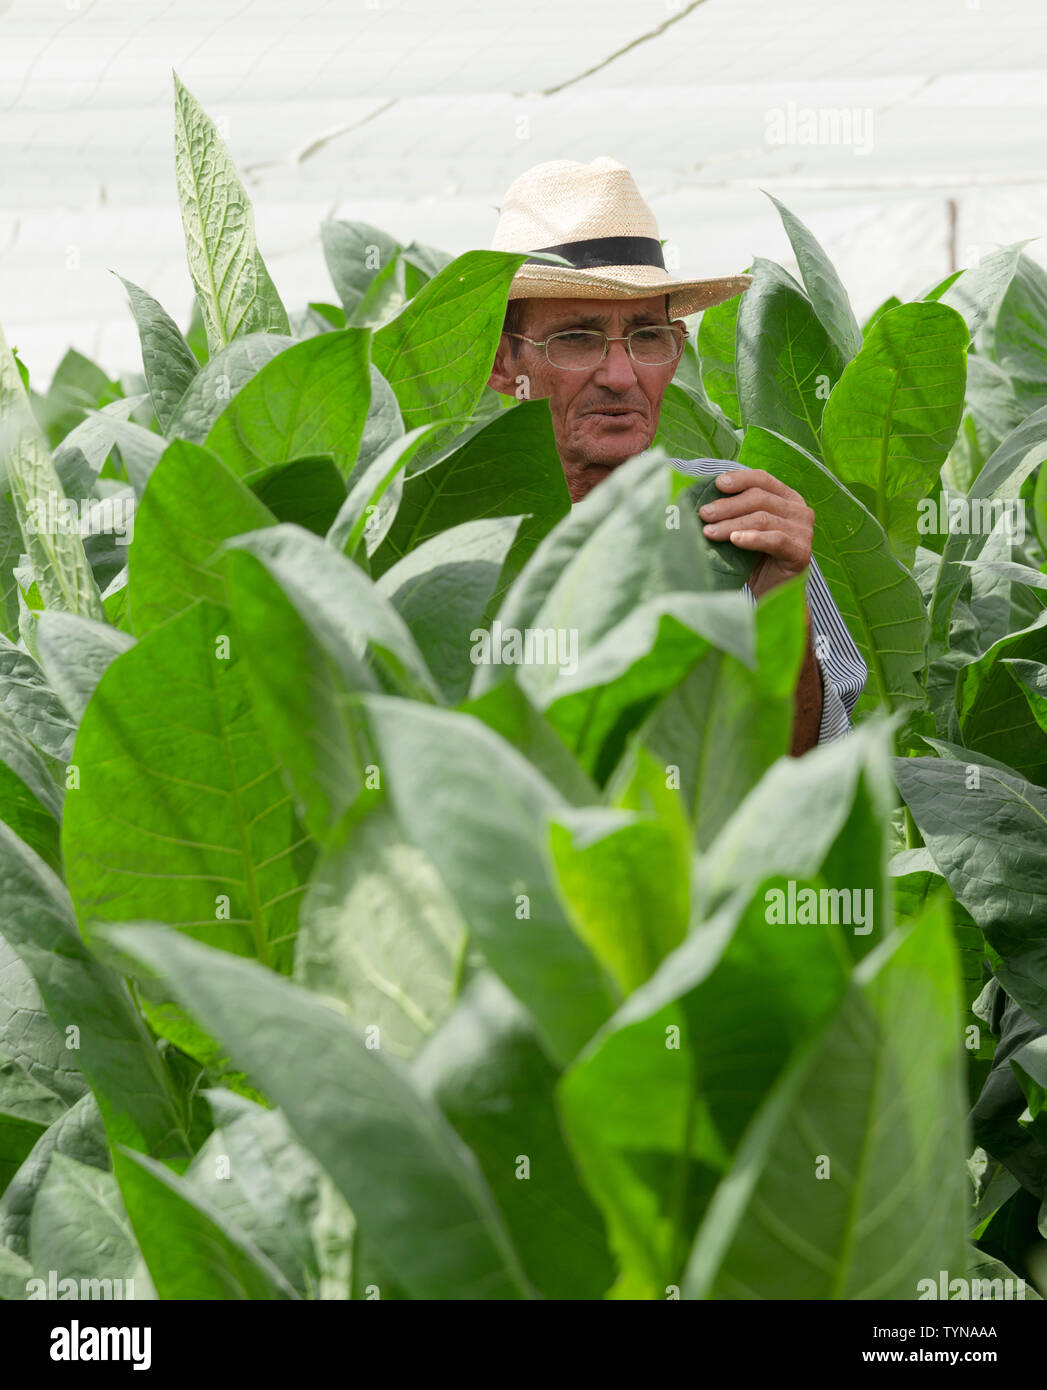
[486,156,866,753]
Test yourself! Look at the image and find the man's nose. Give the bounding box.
[592,338,638,391]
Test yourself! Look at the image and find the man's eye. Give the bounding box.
[631,328,662,343]
[556,332,596,344]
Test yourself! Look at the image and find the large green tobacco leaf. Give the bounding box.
[249,456,346,537]
[185,296,208,364]
[328,423,452,561]
[963,565,1040,678]
[654,382,740,463]
[372,249,528,456]
[549,800,688,997]
[738,428,927,713]
[321,220,401,320]
[127,440,276,636]
[471,470,755,775]
[32,349,123,448]
[224,522,439,700]
[0,1092,108,1258]
[204,330,371,483]
[359,696,617,1065]
[765,194,862,363]
[945,356,1025,495]
[88,412,165,497]
[735,257,845,457]
[578,749,694,980]
[219,522,447,841]
[560,885,852,1297]
[0,323,105,622]
[470,453,747,713]
[113,1145,296,1299]
[34,610,134,723]
[0,1244,32,1299]
[542,590,753,776]
[29,1152,153,1298]
[187,1090,354,1298]
[821,300,968,568]
[414,971,615,1300]
[863,295,901,334]
[49,347,121,402]
[1035,457,1047,553]
[894,752,1047,1027]
[970,988,1047,1204]
[376,517,523,704]
[0,634,76,762]
[992,253,1047,413]
[0,478,21,639]
[888,847,991,1066]
[0,1052,66,1131]
[698,716,896,944]
[0,822,185,1157]
[683,899,968,1298]
[401,240,453,290]
[1008,658,1047,734]
[697,293,741,422]
[0,709,62,870]
[106,925,534,1300]
[940,243,1025,343]
[62,599,313,972]
[927,406,1047,666]
[295,797,467,1061]
[357,365,404,472]
[115,276,200,432]
[0,933,85,1108]
[458,682,598,807]
[52,396,160,500]
[636,574,806,848]
[962,557,1047,596]
[0,1056,65,1190]
[672,333,702,393]
[220,551,367,843]
[371,401,569,601]
[922,271,962,303]
[166,334,296,443]
[956,611,1047,786]
[172,72,289,354]
[348,250,408,329]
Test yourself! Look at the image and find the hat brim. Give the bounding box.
[507,262,752,318]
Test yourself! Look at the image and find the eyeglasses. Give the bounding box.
[503,324,688,369]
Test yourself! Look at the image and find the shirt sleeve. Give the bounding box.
[668,455,869,743]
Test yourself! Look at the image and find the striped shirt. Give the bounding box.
[669,456,868,744]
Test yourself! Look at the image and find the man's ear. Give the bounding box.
[487,335,518,396]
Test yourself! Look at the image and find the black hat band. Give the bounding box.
[524,235,666,271]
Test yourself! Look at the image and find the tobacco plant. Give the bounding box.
[0,75,1045,1301]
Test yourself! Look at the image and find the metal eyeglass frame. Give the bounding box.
[502,324,689,370]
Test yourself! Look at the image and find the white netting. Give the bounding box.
[1,0,1045,383]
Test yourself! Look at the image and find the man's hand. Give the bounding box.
[699,466,823,753]
[698,468,814,599]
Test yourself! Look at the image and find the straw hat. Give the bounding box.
[492,156,752,317]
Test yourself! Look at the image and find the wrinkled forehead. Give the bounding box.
[519,293,671,334]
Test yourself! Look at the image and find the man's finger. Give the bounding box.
[728,526,809,569]
[703,507,810,540]
[715,468,803,506]
[699,487,809,524]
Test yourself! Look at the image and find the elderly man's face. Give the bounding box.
[487,294,685,503]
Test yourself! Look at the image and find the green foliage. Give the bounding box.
[0,85,1043,1302]
[172,72,289,353]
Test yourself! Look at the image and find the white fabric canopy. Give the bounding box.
[2,0,1045,385]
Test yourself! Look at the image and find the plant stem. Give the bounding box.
[904,803,924,849]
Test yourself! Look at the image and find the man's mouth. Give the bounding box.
[586,408,643,422]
